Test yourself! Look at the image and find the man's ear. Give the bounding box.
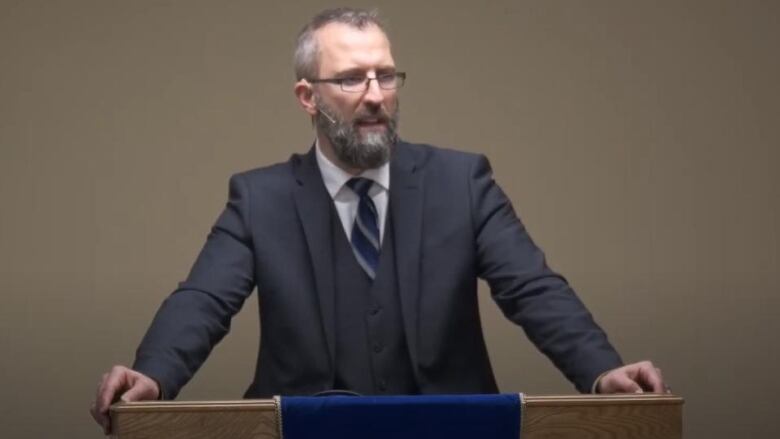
[294,80,318,116]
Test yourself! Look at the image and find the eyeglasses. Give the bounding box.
[308,72,406,93]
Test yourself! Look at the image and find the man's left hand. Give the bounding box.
[597,360,669,394]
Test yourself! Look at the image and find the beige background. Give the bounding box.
[1,0,778,437]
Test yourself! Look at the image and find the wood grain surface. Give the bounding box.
[524,395,683,439]
[111,400,278,439]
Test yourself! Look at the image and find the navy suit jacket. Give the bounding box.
[133,141,623,399]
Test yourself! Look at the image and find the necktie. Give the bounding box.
[347,177,380,279]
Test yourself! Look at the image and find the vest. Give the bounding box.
[331,204,418,395]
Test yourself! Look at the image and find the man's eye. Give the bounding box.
[340,77,365,87]
[377,74,396,84]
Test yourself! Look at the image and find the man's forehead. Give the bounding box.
[314,22,394,73]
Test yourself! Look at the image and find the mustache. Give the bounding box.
[352,108,392,124]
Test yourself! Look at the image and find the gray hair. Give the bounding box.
[293,8,386,80]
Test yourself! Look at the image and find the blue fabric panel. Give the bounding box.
[281,394,521,439]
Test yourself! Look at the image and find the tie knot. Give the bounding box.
[347,177,374,197]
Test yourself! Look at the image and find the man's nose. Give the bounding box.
[362,78,386,106]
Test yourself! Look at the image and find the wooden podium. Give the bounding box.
[111,393,683,439]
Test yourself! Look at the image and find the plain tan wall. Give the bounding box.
[1,1,778,437]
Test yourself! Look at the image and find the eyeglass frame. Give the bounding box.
[307,72,407,92]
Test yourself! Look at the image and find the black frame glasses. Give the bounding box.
[308,72,406,92]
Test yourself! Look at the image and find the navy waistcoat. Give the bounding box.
[331,204,418,395]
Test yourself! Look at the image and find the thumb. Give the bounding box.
[120,379,159,403]
[603,373,643,394]
[614,374,643,393]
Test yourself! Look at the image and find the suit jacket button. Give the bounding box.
[372,343,384,353]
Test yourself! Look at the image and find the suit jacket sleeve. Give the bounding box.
[132,173,256,399]
[469,154,623,392]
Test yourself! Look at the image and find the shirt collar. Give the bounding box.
[315,139,390,198]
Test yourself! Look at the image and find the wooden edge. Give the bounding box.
[111,394,683,414]
[523,393,684,407]
[110,399,277,414]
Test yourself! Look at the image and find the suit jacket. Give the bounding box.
[133,141,623,399]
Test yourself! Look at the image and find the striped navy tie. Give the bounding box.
[347,177,380,279]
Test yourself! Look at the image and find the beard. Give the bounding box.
[314,96,399,170]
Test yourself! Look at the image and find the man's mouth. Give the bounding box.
[355,118,387,128]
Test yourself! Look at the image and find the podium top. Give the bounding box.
[111,394,684,439]
[111,393,682,412]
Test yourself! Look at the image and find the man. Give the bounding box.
[91,8,666,434]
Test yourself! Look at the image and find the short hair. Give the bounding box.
[293,8,387,80]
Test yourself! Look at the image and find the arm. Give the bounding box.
[468,154,623,392]
[91,174,257,433]
[132,173,257,398]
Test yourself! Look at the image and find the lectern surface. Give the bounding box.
[111,393,683,439]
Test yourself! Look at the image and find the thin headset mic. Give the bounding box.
[319,108,337,124]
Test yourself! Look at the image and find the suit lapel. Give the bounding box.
[292,147,337,372]
[390,142,424,372]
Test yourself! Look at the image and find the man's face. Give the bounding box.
[311,23,400,169]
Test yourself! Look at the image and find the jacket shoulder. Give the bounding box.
[233,157,294,181]
[223,153,308,202]
[398,141,486,172]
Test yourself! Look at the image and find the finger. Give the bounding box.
[92,373,114,429]
[603,373,642,394]
[90,400,110,434]
[92,375,107,412]
[662,371,673,394]
[120,378,156,403]
[655,367,673,394]
[94,373,108,402]
[97,367,130,417]
[638,364,665,392]
[618,375,643,393]
[97,367,133,435]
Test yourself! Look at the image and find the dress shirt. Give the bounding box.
[315,141,390,244]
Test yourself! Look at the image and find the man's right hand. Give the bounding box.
[90,365,160,435]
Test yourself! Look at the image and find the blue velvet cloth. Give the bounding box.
[280,394,521,439]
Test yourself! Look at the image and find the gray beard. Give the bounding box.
[314,98,399,170]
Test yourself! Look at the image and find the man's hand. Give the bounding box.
[90,365,160,435]
[597,360,669,394]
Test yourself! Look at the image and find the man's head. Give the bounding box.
[293,8,401,173]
